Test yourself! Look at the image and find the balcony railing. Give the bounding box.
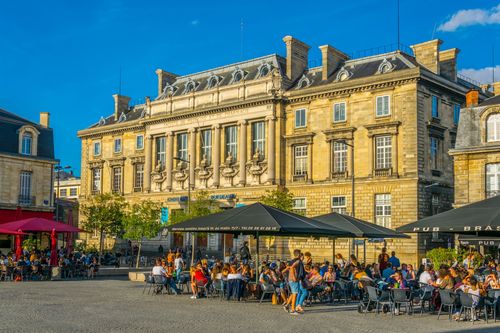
[486,190,500,198]
[18,195,36,206]
[373,168,393,177]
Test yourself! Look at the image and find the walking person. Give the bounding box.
[282,249,302,316]
[295,253,308,314]
[174,253,184,282]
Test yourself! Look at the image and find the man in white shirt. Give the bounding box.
[419,265,434,285]
[152,259,166,277]
[174,254,184,282]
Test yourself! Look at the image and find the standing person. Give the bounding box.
[335,254,346,269]
[158,244,164,255]
[378,248,389,271]
[388,251,400,269]
[282,249,301,316]
[239,241,251,264]
[174,253,184,282]
[295,253,308,314]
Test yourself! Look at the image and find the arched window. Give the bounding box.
[336,67,351,82]
[487,113,500,142]
[296,75,311,89]
[259,64,270,77]
[377,58,394,74]
[207,76,219,89]
[233,70,243,83]
[184,81,196,94]
[21,133,32,155]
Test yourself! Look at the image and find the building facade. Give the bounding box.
[451,83,500,208]
[0,109,57,250]
[78,36,489,265]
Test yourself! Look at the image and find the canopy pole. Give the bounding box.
[223,234,226,263]
[332,237,336,263]
[191,232,195,265]
[255,232,260,284]
[363,239,366,265]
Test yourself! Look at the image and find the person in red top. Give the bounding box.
[190,263,208,299]
[378,248,389,271]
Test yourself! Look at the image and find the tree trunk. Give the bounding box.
[136,240,142,269]
[98,229,104,265]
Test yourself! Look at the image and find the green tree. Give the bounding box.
[259,188,294,211]
[123,200,162,268]
[80,193,127,264]
[426,247,457,267]
[169,190,220,224]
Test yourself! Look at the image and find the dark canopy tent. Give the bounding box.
[168,203,354,283]
[457,235,500,247]
[396,195,500,234]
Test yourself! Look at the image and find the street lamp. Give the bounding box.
[173,154,194,265]
[54,165,71,221]
[338,139,355,256]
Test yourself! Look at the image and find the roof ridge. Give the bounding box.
[0,108,38,126]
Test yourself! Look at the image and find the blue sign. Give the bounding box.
[161,207,169,224]
[235,203,246,208]
[211,194,236,200]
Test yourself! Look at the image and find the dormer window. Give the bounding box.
[487,113,500,142]
[98,116,106,126]
[258,64,271,78]
[335,66,352,82]
[207,75,220,89]
[184,81,196,94]
[231,69,246,84]
[21,133,32,155]
[118,112,127,123]
[376,58,395,74]
[163,84,176,97]
[296,75,311,89]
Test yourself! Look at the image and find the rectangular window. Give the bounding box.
[453,104,460,125]
[333,102,346,122]
[486,163,500,198]
[201,129,212,165]
[134,163,144,191]
[112,167,122,193]
[292,197,306,214]
[295,108,306,128]
[375,136,392,169]
[69,188,77,197]
[92,168,101,193]
[59,189,67,197]
[93,142,101,156]
[114,138,122,153]
[21,134,32,155]
[252,121,266,157]
[333,141,347,173]
[225,126,237,160]
[294,145,308,176]
[375,194,391,228]
[431,193,440,215]
[19,171,32,204]
[136,135,144,150]
[331,196,347,214]
[376,96,390,117]
[177,133,188,161]
[430,137,440,170]
[155,137,166,168]
[431,95,439,118]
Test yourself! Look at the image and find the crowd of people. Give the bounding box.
[149,244,500,320]
[0,247,100,281]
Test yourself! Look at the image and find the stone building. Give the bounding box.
[0,109,57,251]
[77,36,489,265]
[451,83,500,207]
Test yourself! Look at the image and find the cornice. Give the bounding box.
[78,122,144,139]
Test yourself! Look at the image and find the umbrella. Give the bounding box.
[0,217,82,233]
[15,233,22,260]
[0,227,26,235]
[168,202,353,237]
[50,228,58,266]
[313,212,410,239]
[396,195,500,233]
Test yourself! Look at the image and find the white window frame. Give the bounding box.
[92,168,101,193]
[252,121,266,157]
[134,163,144,191]
[136,135,144,150]
[225,126,238,159]
[69,187,78,197]
[114,138,122,154]
[21,133,32,155]
[294,145,308,176]
[331,196,347,214]
[59,188,68,197]
[292,197,307,213]
[333,141,347,173]
[112,167,122,193]
[375,194,391,228]
[93,142,101,156]
[375,136,392,169]
[486,163,500,198]
[333,102,346,122]
[156,137,166,168]
[487,114,500,142]
[201,129,212,165]
[376,95,390,117]
[177,133,188,161]
[19,171,32,203]
[295,108,306,128]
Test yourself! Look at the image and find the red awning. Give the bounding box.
[0,208,54,224]
[0,217,83,233]
[0,227,26,235]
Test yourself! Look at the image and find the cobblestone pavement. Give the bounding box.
[1,279,500,333]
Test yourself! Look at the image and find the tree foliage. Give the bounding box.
[80,193,127,262]
[426,247,457,267]
[169,190,220,225]
[259,188,294,212]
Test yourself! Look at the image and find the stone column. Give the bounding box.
[238,120,247,186]
[266,115,276,184]
[212,124,221,187]
[166,131,173,191]
[188,128,197,189]
[307,143,313,184]
[143,135,153,192]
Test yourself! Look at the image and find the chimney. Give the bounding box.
[155,69,178,96]
[112,94,131,121]
[439,48,460,81]
[493,82,500,96]
[39,112,50,128]
[318,45,349,81]
[466,89,479,107]
[410,39,443,74]
[283,35,310,82]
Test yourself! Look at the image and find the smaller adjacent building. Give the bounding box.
[54,171,81,200]
[451,82,500,207]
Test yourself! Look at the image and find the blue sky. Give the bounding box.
[1,0,500,175]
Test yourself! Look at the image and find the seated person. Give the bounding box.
[418,265,434,285]
[382,262,395,281]
[389,271,407,289]
[308,265,324,294]
[190,263,208,299]
[227,264,244,301]
[484,269,500,289]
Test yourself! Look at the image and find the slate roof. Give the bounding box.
[88,105,146,128]
[0,108,55,159]
[479,95,500,107]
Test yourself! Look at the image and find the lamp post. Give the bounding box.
[339,140,355,256]
[54,165,71,222]
[173,154,193,265]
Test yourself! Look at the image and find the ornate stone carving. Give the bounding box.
[195,154,213,188]
[220,152,239,179]
[247,150,267,176]
[173,161,189,183]
[151,164,166,191]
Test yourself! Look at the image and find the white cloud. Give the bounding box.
[459,65,500,84]
[438,4,500,32]
[191,20,199,26]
